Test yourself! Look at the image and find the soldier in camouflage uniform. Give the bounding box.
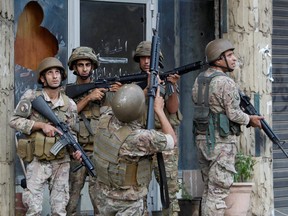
[133,41,182,215]
[9,57,78,216]
[192,38,263,216]
[66,46,121,216]
[92,84,177,215]
[66,46,122,215]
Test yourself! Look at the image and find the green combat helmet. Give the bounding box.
[37,57,66,84]
[67,46,100,70]
[205,38,235,63]
[133,41,164,68]
[111,84,145,123]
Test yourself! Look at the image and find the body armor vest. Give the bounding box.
[94,115,152,189]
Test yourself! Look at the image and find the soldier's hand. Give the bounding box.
[145,72,161,89]
[249,115,264,129]
[72,150,82,162]
[154,87,164,113]
[42,123,62,137]
[166,73,180,85]
[89,88,106,101]
[109,82,122,92]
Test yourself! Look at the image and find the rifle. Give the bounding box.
[65,61,204,99]
[239,91,288,158]
[31,95,96,177]
[65,81,111,99]
[146,13,170,209]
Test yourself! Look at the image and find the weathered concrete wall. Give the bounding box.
[224,0,273,215]
[0,0,15,215]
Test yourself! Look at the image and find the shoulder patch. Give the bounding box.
[15,99,32,117]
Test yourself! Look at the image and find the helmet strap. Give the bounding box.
[210,54,234,72]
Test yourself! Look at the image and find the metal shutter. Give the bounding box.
[273,0,288,212]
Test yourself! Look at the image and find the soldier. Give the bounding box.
[133,40,182,215]
[90,83,177,215]
[9,57,78,215]
[192,38,263,215]
[66,46,121,216]
[65,46,103,216]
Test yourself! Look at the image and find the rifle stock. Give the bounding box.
[31,95,96,177]
[239,91,288,158]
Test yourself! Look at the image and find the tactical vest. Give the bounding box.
[94,115,152,189]
[77,101,100,151]
[193,72,241,144]
[17,91,70,162]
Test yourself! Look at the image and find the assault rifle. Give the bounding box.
[239,91,288,158]
[31,95,96,177]
[65,61,204,99]
[146,13,170,209]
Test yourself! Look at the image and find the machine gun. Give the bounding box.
[31,95,96,177]
[65,61,204,99]
[239,91,288,158]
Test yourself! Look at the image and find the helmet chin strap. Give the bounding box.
[210,55,234,72]
[73,71,93,80]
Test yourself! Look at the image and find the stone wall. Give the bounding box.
[225,0,273,215]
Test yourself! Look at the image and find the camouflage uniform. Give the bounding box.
[66,46,102,216]
[133,40,182,215]
[93,108,175,216]
[152,94,182,216]
[10,89,78,216]
[139,80,182,216]
[192,67,250,215]
[66,89,100,216]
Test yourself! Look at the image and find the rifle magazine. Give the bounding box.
[50,140,66,156]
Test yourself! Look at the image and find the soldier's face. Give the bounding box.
[41,67,62,88]
[75,59,93,76]
[139,56,150,72]
[221,50,237,70]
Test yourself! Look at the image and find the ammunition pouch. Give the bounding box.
[33,132,66,161]
[17,138,34,162]
[193,106,210,134]
[217,113,241,137]
[96,156,152,188]
[218,113,230,137]
[77,106,100,151]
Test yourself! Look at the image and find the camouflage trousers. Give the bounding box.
[196,139,237,216]
[153,147,180,216]
[96,189,145,216]
[66,159,99,216]
[23,157,70,216]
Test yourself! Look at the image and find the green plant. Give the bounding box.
[234,151,256,182]
[178,180,193,200]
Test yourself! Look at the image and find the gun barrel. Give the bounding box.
[160,61,204,79]
[261,119,280,143]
